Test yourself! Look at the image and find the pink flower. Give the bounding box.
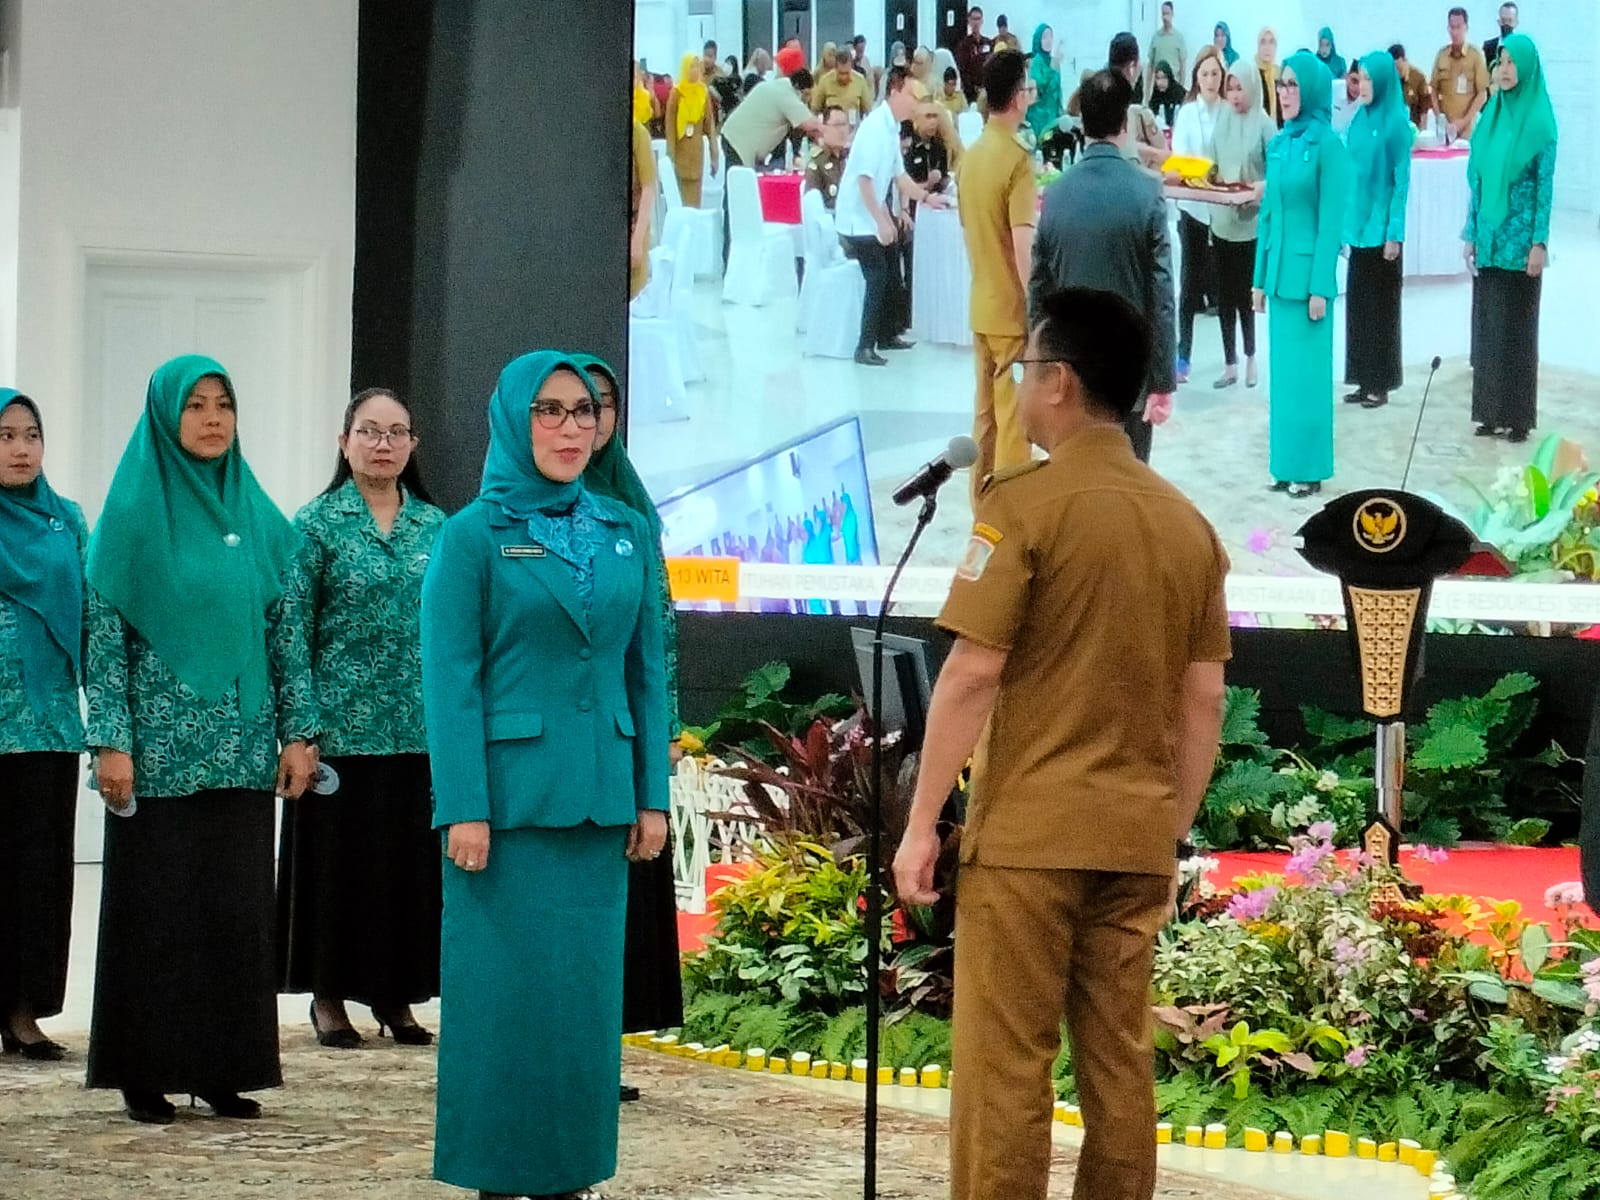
[1345,1045,1369,1068]
[1226,886,1279,922]
[1354,851,1377,869]
[1411,844,1450,865]
[1246,529,1274,554]
[1546,882,1586,909]
[1582,959,1600,1004]
[1307,821,1337,842]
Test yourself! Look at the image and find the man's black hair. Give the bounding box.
[1109,32,1141,71]
[984,49,1028,113]
[790,68,815,91]
[1080,69,1133,140]
[1032,289,1152,420]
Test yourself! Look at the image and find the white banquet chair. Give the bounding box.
[798,189,864,359]
[628,245,692,424]
[957,110,983,147]
[722,166,799,308]
[660,215,705,383]
[657,153,723,280]
[700,137,725,211]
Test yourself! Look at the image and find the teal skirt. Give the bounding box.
[1267,295,1336,484]
[434,822,629,1195]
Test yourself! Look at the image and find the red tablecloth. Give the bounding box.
[1413,145,1470,160]
[757,172,803,224]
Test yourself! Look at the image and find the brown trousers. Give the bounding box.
[951,865,1172,1200]
[971,333,1031,507]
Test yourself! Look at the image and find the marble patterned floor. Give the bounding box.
[629,211,1600,604]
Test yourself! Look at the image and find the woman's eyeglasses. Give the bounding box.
[1275,79,1300,92]
[532,401,601,430]
[351,425,415,447]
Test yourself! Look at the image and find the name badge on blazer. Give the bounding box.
[500,544,546,558]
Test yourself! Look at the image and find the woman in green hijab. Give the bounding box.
[83,355,317,1126]
[1253,52,1349,499]
[1343,50,1414,410]
[422,351,668,1200]
[0,392,87,1063]
[1464,33,1557,443]
[1316,27,1346,80]
[1026,25,1068,166]
[572,353,683,1102]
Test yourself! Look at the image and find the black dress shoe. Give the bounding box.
[878,336,916,351]
[1287,482,1323,499]
[1343,389,1367,404]
[1507,428,1530,444]
[1268,480,1291,492]
[123,1090,176,1125]
[310,1001,362,1050]
[854,348,888,366]
[1360,393,1389,409]
[1,1031,66,1061]
[199,1092,262,1120]
[620,1083,641,1102]
[1474,424,1501,438]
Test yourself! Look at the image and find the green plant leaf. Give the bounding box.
[1525,465,1553,521]
[1520,924,1551,974]
[1300,706,1375,749]
[1503,818,1552,847]
[1530,978,1592,1012]
[1467,976,1511,1004]
[1410,725,1488,772]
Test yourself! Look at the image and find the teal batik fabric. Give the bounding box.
[523,491,612,617]
[1464,142,1555,271]
[0,500,88,754]
[278,481,446,756]
[84,583,316,799]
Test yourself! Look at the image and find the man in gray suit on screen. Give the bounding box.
[1029,69,1175,464]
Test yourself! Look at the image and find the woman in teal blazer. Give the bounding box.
[1253,50,1349,498]
[421,351,668,1200]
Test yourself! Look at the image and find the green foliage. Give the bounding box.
[686,662,854,763]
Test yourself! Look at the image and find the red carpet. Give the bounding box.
[678,847,1594,953]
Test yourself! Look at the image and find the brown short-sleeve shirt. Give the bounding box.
[937,426,1232,876]
[956,123,1037,337]
[1432,44,1489,129]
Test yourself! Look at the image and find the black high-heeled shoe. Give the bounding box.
[198,1091,262,1120]
[123,1089,176,1125]
[1,1030,67,1061]
[374,1009,435,1046]
[620,1083,641,1102]
[310,1000,362,1050]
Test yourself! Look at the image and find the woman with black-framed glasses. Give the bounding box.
[276,387,447,1050]
[421,352,669,1200]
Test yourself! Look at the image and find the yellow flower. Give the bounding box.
[678,730,707,755]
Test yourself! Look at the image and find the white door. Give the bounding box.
[75,256,313,863]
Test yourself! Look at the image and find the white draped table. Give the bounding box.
[910,205,972,348]
[1404,148,1471,279]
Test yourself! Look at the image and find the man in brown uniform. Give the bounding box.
[956,50,1037,505]
[803,106,852,211]
[1390,44,1434,129]
[629,120,657,299]
[1432,7,1490,138]
[895,286,1230,1200]
[812,54,874,125]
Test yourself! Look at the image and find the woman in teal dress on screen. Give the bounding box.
[1464,33,1556,444]
[421,351,669,1200]
[1253,50,1349,500]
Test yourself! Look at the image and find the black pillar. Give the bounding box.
[353,0,634,510]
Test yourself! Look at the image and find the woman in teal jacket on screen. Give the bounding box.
[1253,50,1349,500]
[421,350,669,1200]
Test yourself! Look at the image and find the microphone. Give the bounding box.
[892,436,980,506]
[1399,356,1444,492]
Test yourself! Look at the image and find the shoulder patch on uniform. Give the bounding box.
[955,524,1003,582]
[979,461,1045,494]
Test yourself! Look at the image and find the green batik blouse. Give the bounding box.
[278,480,446,756]
[0,500,88,755]
[1464,142,1556,271]
[84,583,317,799]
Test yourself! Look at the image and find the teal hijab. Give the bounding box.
[1026,25,1062,138]
[570,354,663,544]
[1348,51,1412,221]
[1279,50,1334,148]
[478,351,595,517]
[85,355,298,708]
[1316,27,1346,79]
[1215,23,1239,66]
[1469,33,1558,234]
[0,392,83,712]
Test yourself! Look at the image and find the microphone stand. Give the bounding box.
[864,489,940,1200]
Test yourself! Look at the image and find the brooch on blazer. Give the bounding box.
[615,539,635,558]
[500,545,546,558]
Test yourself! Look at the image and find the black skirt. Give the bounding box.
[276,754,441,1008]
[87,789,281,1095]
[621,852,683,1033]
[1345,246,1405,393]
[1472,267,1543,431]
[0,752,78,1020]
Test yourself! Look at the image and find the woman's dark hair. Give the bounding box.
[321,386,436,504]
[1,392,41,432]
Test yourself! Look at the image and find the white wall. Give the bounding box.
[11,0,358,510]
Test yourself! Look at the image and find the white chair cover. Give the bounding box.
[722,166,800,308]
[957,110,983,147]
[658,153,723,280]
[910,205,973,347]
[628,248,691,424]
[799,189,865,360]
[662,215,704,383]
